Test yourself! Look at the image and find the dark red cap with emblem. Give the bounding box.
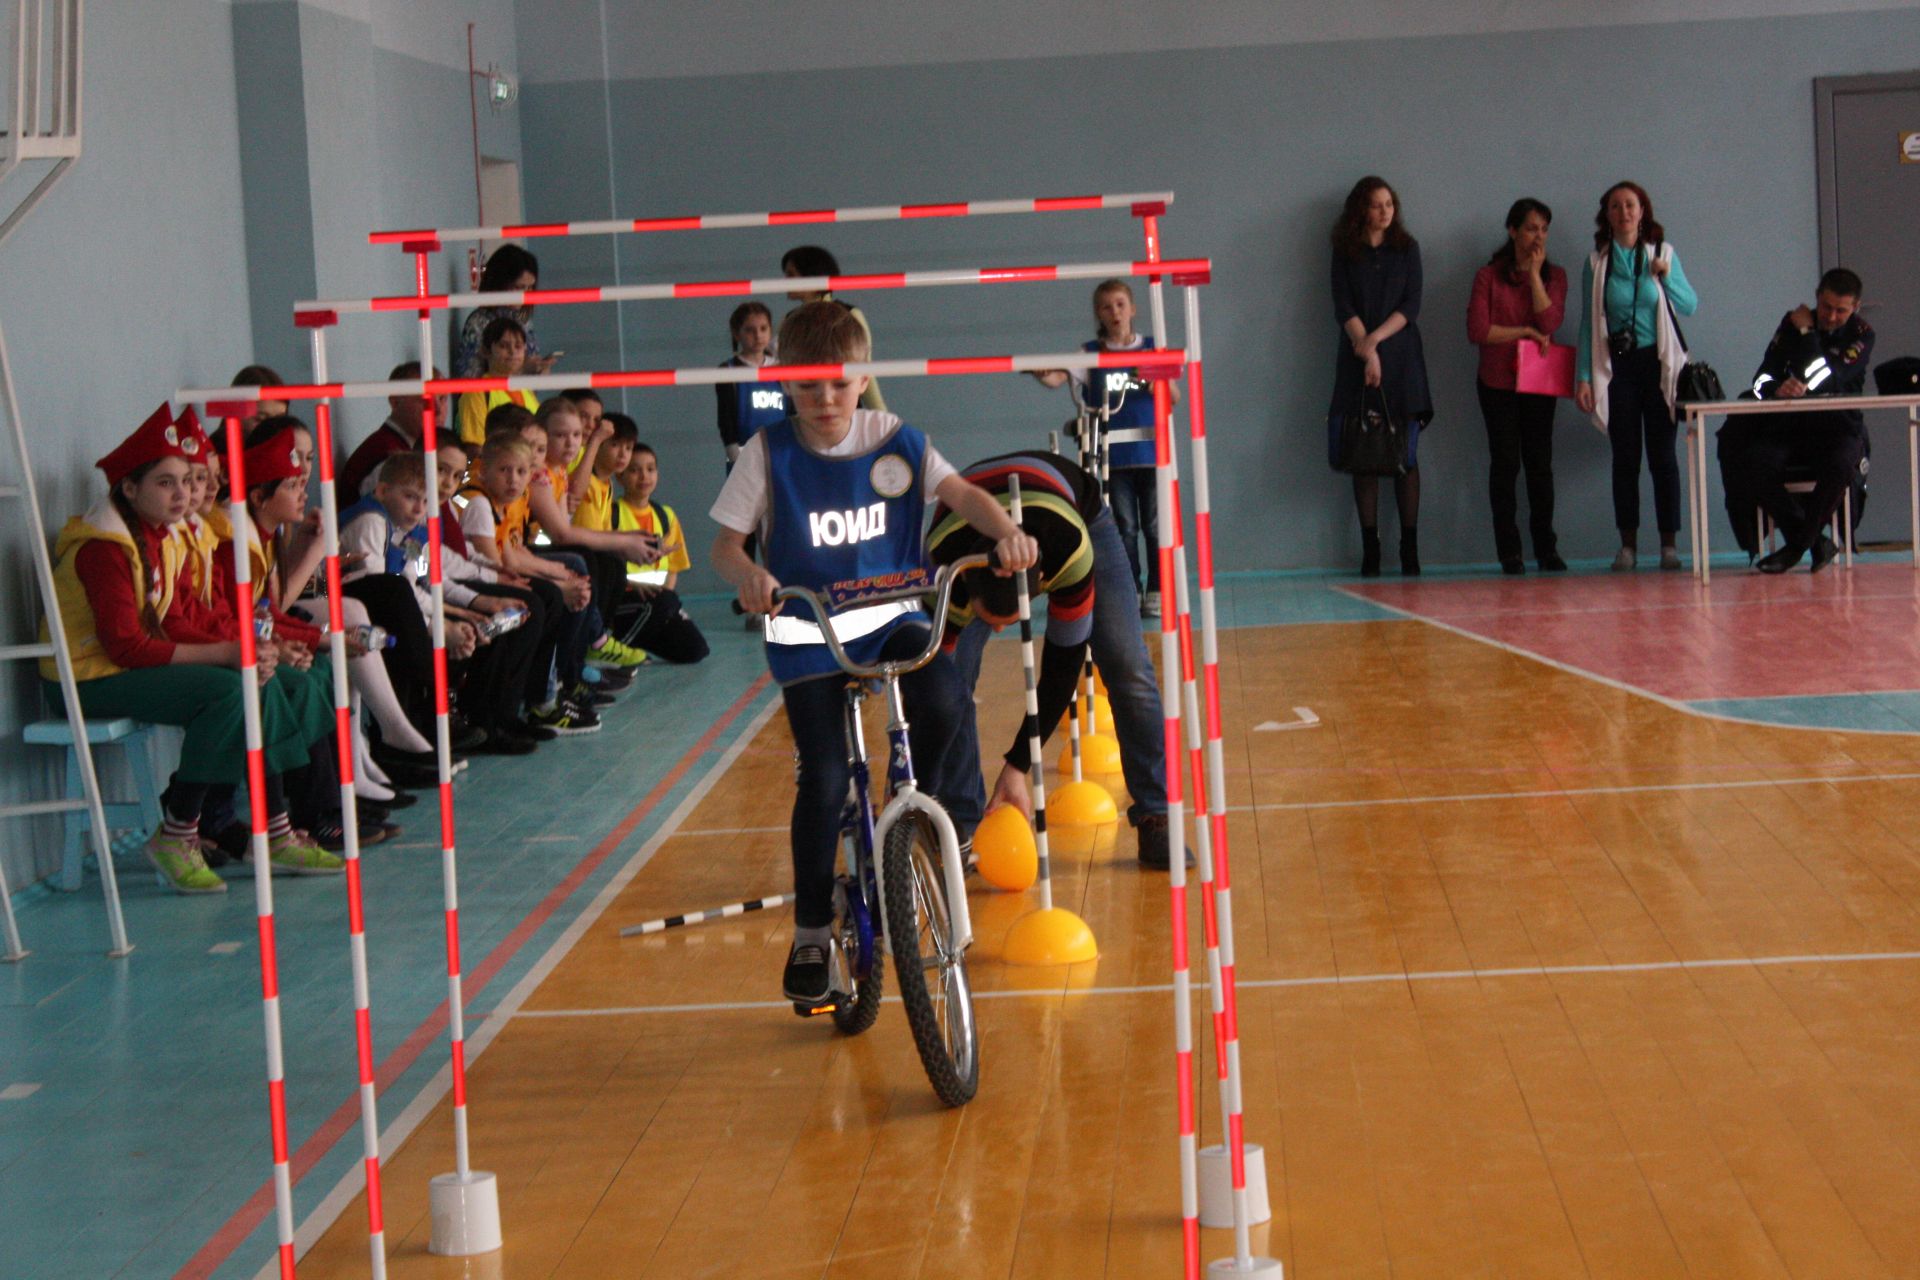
[96,402,196,487]
[241,429,304,488]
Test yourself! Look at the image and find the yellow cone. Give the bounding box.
[1048,779,1118,828]
[1057,734,1123,777]
[1003,906,1099,966]
[973,806,1037,892]
[1090,693,1114,734]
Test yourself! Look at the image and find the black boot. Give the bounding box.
[1400,528,1421,576]
[1360,527,1381,577]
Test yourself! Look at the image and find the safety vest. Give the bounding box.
[40,500,188,682]
[761,417,930,685]
[616,498,683,586]
[1080,337,1159,470]
[724,356,788,444]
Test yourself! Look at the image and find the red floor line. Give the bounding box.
[175,674,774,1280]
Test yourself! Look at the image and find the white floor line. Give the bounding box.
[1395,586,1920,624]
[266,696,781,1279]
[673,824,790,837]
[1338,586,1920,738]
[1223,769,1920,814]
[495,948,1920,1020]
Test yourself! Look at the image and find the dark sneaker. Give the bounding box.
[1538,552,1568,572]
[593,668,635,692]
[1810,534,1839,573]
[503,717,556,742]
[529,701,601,736]
[571,681,617,709]
[446,716,488,752]
[1135,814,1194,871]
[783,939,835,1005]
[1757,544,1806,574]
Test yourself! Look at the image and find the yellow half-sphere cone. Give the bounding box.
[1055,731,1122,777]
[973,805,1037,892]
[1090,693,1114,734]
[1004,906,1099,966]
[1048,779,1119,828]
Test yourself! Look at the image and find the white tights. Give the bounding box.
[338,596,433,754]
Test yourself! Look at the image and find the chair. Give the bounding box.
[21,718,165,891]
[1757,484,1853,567]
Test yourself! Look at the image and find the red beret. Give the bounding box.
[240,430,304,489]
[96,402,196,487]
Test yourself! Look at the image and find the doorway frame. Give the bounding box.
[1813,69,1920,268]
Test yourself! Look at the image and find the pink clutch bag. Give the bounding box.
[1515,342,1576,398]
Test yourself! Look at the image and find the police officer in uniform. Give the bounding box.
[1719,268,1875,572]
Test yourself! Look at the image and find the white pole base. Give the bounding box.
[428,1170,503,1256]
[1198,1142,1271,1228]
[1208,1255,1285,1277]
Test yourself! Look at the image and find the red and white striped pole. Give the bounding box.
[221,417,299,1280]
[293,257,1214,324]
[305,326,389,1278]
[176,349,1189,412]
[1152,379,1200,1279]
[407,243,502,1256]
[367,190,1175,246]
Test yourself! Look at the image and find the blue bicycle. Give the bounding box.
[772,554,988,1107]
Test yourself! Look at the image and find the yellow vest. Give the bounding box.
[456,388,539,447]
[615,499,688,585]
[173,512,224,604]
[40,500,188,682]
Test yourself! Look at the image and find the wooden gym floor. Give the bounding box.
[284,571,1920,1280]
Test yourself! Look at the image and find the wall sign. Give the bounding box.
[1903,131,1920,164]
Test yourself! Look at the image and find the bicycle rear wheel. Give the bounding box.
[882,813,978,1106]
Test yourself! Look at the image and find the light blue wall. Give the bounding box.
[515,7,1920,594]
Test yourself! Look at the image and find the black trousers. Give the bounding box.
[780,628,978,929]
[1746,421,1866,551]
[342,574,434,723]
[1477,381,1559,562]
[1607,346,1682,537]
[446,586,543,731]
[610,588,709,664]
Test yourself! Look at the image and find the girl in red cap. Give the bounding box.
[40,404,341,891]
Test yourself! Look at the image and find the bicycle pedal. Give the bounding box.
[791,990,850,1018]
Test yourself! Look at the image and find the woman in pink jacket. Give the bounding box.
[1467,198,1568,574]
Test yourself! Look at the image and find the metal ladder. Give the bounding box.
[1,0,127,960]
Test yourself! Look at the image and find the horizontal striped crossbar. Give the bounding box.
[178,349,1188,408]
[369,191,1175,246]
[293,257,1211,322]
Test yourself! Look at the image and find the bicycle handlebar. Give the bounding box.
[771,553,994,680]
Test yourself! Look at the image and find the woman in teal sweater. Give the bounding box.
[1574,181,1698,571]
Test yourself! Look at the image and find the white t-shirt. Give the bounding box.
[709,409,956,535]
[454,493,499,563]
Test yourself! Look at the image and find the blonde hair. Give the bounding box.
[376,451,426,489]
[479,435,535,468]
[533,397,579,429]
[777,301,870,365]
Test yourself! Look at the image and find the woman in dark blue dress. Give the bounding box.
[1327,176,1434,575]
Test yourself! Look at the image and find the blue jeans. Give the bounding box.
[950,508,1167,826]
[781,626,980,928]
[1106,468,1159,593]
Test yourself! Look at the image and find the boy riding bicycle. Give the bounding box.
[710,301,1037,1004]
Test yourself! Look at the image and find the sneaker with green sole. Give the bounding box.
[261,833,346,875]
[145,830,228,894]
[587,636,650,669]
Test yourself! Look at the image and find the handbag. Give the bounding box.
[1334,386,1407,477]
[1676,361,1724,404]
[1652,249,1722,405]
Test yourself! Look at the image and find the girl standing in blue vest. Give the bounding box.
[710,302,1037,1005]
[1029,279,1177,617]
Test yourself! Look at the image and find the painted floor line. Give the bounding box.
[1226,769,1920,814]
[1336,586,1920,738]
[248,691,781,1280]
[500,948,1920,1018]
[1384,586,1920,624]
[673,824,791,837]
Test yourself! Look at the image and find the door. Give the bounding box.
[1817,71,1920,544]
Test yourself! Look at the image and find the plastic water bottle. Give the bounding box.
[252,601,274,643]
[351,624,397,651]
[479,604,529,640]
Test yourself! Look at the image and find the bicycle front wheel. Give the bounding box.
[882,813,979,1106]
